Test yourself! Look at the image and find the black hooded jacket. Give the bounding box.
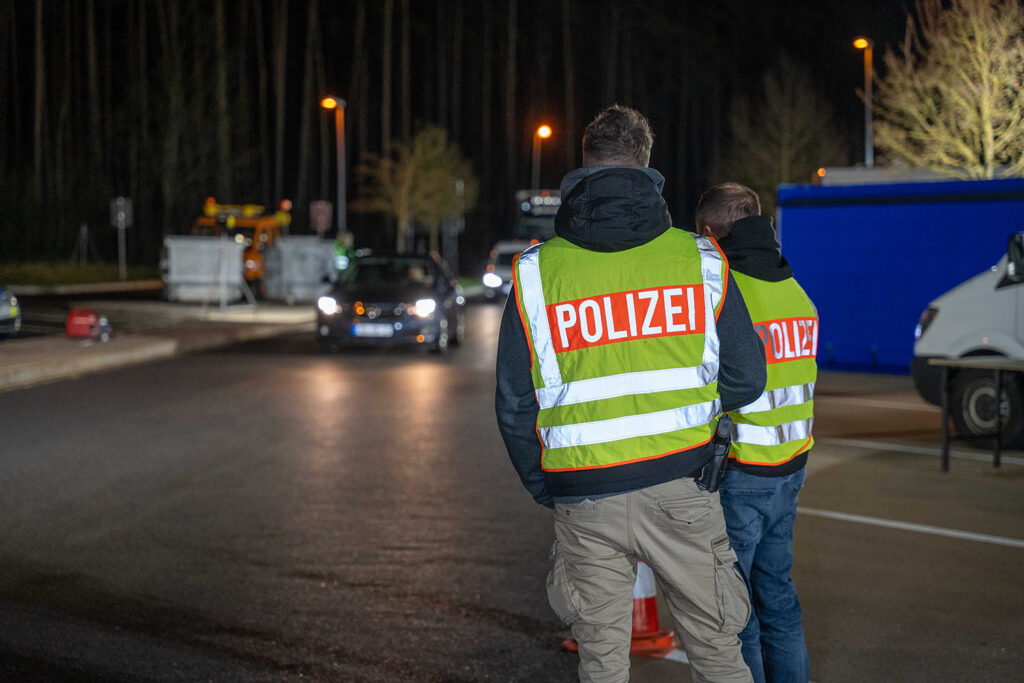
[717,214,811,477]
[495,167,767,506]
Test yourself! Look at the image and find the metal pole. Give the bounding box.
[994,369,1003,468]
[335,101,348,234]
[117,222,127,280]
[531,133,541,191]
[941,366,950,473]
[864,45,874,168]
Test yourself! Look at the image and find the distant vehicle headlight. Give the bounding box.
[483,272,502,288]
[334,254,350,270]
[318,296,339,315]
[245,259,259,271]
[413,298,437,318]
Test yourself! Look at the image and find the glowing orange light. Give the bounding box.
[320,97,339,110]
[354,301,365,315]
[817,167,827,178]
[537,125,552,139]
[279,199,292,211]
[416,334,425,343]
[853,37,870,49]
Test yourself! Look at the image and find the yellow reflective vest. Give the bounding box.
[728,271,818,467]
[513,228,728,473]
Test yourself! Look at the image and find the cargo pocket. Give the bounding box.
[546,541,583,626]
[712,536,751,634]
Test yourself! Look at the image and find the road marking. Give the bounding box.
[798,507,1024,549]
[818,396,938,411]
[662,648,689,663]
[819,437,1024,466]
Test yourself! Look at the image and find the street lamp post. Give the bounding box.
[531,125,552,191]
[853,37,874,168]
[320,96,348,234]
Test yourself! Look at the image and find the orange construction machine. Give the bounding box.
[192,197,292,290]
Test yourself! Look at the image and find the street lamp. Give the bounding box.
[532,124,552,191]
[853,37,874,168]
[320,96,348,233]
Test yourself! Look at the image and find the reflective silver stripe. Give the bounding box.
[694,236,723,373]
[540,399,722,449]
[736,382,816,415]
[733,418,813,446]
[516,246,562,387]
[535,364,716,410]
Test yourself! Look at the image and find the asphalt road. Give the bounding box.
[0,304,1021,682]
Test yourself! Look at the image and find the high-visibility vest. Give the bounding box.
[513,228,728,473]
[728,271,818,466]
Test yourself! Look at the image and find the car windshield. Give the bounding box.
[344,258,436,287]
[494,252,518,266]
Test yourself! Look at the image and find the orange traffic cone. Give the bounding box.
[561,559,680,658]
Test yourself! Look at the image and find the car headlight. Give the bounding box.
[412,298,437,318]
[317,296,339,315]
[482,272,502,288]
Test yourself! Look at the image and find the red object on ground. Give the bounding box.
[560,559,680,658]
[65,307,102,339]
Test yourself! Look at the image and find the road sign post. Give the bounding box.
[109,197,133,281]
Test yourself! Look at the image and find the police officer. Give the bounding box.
[495,106,767,683]
[695,183,817,683]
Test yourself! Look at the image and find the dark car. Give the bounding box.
[0,284,22,339]
[316,253,465,352]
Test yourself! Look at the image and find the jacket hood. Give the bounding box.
[554,166,672,252]
[717,215,793,282]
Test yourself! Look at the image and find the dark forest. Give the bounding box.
[0,0,907,271]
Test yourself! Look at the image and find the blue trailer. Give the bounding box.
[776,177,1024,372]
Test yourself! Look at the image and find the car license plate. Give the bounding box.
[352,323,394,338]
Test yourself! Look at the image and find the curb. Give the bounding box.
[0,321,313,393]
[9,280,164,296]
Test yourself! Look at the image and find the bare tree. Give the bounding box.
[875,0,1024,179]
[353,126,479,254]
[86,0,102,165]
[718,55,849,214]
[450,0,463,141]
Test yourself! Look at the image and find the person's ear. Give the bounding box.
[699,225,713,238]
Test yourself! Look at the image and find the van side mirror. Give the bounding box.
[1002,232,1024,286]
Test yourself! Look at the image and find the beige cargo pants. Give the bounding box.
[547,477,753,683]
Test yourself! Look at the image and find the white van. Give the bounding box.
[913,233,1024,447]
[482,239,534,301]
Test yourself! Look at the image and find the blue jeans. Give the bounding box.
[719,466,809,683]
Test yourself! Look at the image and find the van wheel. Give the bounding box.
[951,370,1024,449]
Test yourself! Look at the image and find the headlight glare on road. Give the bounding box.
[482,273,502,288]
[317,296,339,315]
[413,298,437,318]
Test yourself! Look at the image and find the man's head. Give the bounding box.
[694,183,761,240]
[582,105,654,167]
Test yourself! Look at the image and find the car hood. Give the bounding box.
[333,283,437,303]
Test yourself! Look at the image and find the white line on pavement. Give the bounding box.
[819,437,1024,466]
[798,507,1024,549]
[661,648,689,664]
[819,396,939,412]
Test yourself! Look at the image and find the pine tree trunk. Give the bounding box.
[85,0,102,165]
[450,0,463,140]
[505,0,517,191]
[400,0,410,142]
[602,1,618,105]
[382,0,393,153]
[33,0,44,193]
[480,1,493,194]
[562,0,576,170]
[254,0,272,203]
[272,0,289,201]
[295,0,319,229]
[214,0,231,198]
